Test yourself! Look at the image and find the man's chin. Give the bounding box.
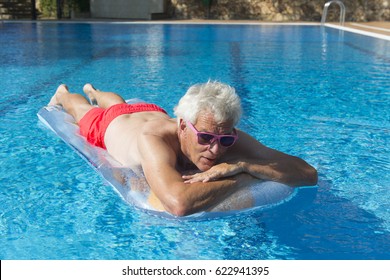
[197,158,216,171]
[197,165,211,172]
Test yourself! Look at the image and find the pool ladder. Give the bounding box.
[321,1,346,26]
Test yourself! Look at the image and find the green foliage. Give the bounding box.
[39,0,56,18]
[38,0,90,18]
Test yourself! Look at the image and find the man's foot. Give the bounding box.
[48,84,69,106]
[83,83,98,105]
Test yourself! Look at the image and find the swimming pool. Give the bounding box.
[0,21,389,260]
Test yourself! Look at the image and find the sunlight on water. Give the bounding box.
[0,22,389,259]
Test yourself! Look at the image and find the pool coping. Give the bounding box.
[325,23,390,41]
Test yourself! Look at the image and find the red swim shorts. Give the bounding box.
[79,103,167,149]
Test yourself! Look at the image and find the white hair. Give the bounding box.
[174,81,242,126]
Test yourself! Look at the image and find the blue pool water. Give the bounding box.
[0,22,389,260]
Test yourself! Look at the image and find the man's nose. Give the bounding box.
[208,140,222,154]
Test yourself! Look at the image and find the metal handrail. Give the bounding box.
[321,1,346,26]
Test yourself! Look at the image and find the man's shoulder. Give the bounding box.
[140,118,179,148]
[138,118,181,164]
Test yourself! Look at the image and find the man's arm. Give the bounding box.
[137,132,254,216]
[182,130,318,187]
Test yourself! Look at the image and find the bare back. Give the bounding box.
[104,111,177,169]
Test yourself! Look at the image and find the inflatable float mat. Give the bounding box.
[37,99,295,219]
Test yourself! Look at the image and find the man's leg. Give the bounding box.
[83,83,126,109]
[48,84,93,123]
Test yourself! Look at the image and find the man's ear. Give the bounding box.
[179,118,186,131]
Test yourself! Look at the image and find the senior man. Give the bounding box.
[48,81,317,216]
